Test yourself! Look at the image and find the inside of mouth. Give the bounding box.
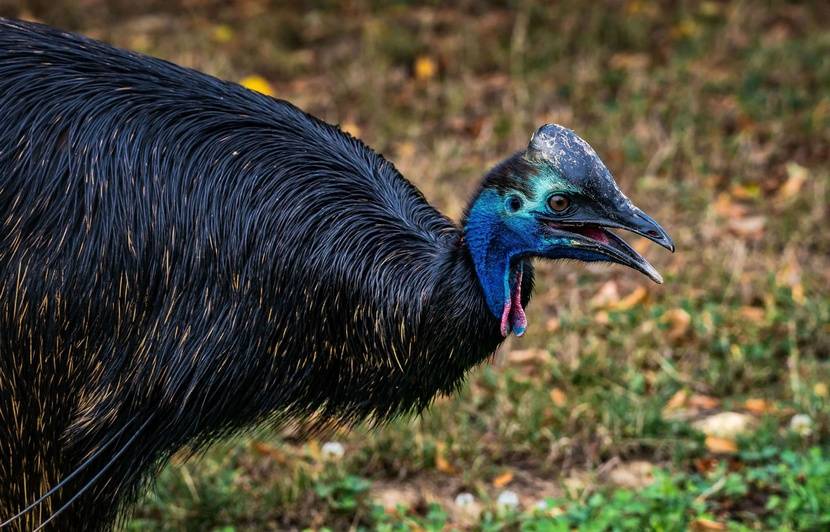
[563,224,611,245]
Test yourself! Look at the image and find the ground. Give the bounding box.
[4,1,829,530]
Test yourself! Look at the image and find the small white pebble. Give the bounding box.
[321,441,345,459]
[496,489,519,509]
[534,499,549,511]
[789,414,814,436]
[454,492,475,507]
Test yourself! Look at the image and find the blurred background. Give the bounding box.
[2,1,829,529]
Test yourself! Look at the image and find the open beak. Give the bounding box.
[541,207,674,284]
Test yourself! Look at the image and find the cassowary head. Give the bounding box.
[464,124,674,337]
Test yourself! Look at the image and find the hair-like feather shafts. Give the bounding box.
[0,19,532,530]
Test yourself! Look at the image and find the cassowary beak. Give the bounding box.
[541,204,674,284]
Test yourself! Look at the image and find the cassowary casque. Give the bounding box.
[0,18,672,530]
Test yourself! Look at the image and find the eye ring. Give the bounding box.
[547,194,571,213]
[506,195,523,212]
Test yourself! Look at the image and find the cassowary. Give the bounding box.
[0,18,673,530]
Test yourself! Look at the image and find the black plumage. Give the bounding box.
[0,19,533,530]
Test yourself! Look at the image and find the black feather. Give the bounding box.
[0,19,534,530]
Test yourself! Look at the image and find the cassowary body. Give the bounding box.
[0,19,672,530]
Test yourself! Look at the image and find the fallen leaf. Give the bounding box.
[792,283,805,305]
[251,441,288,463]
[594,310,610,325]
[714,193,748,219]
[705,436,738,454]
[814,383,828,397]
[372,484,420,512]
[744,398,774,414]
[395,141,417,159]
[435,442,455,474]
[632,237,651,255]
[306,439,321,461]
[776,162,808,201]
[550,388,567,407]
[590,281,620,308]
[492,471,514,488]
[727,215,766,238]
[609,52,650,70]
[545,317,560,332]
[693,457,719,474]
[664,389,689,412]
[239,75,274,96]
[608,286,648,311]
[607,461,655,489]
[507,348,548,365]
[692,517,727,531]
[689,394,721,410]
[662,308,691,340]
[739,306,765,323]
[694,412,756,439]
[729,183,761,200]
[414,55,438,81]
[435,454,454,474]
[340,121,362,137]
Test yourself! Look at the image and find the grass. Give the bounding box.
[9,0,830,529]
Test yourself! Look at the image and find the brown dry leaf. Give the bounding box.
[777,162,808,201]
[744,398,775,415]
[341,121,362,138]
[594,310,610,325]
[546,317,560,332]
[713,193,748,219]
[306,439,321,461]
[692,518,727,531]
[632,237,651,255]
[740,306,765,323]
[414,55,438,81]
[689,394,720,410]
[251,441,287,463]
[435,455,455,474]
[395,141,417,159]
[729,183,762,200]
[607,286,648,311]
[550,388,567,407]
[609,52,650,70]
[507,348,548,365]
[491,471,514,488]
[705,436,738,454]
[792,283,805,305]
[239,75,274,96]
[590,280,620,308]
[435,443,455,475]
[662,308,691,340]
[693,457,719,474]
[607,461,655,489]
[727,215,766,238]
[664,389,689,412]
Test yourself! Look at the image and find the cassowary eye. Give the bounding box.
[547,194,570,212]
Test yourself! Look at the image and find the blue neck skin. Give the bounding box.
[464,189,535,320]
